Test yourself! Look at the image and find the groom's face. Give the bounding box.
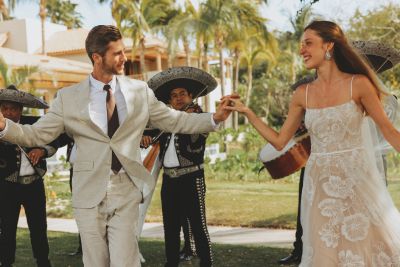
[99,39,127,75]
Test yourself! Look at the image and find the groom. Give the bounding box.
[0,25,231,267]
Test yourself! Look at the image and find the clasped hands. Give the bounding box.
[220,94,248,114]
[212,94,245,123]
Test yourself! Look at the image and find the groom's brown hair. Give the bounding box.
[85,25,122,65]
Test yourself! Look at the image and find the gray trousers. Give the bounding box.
[73,173,142,267]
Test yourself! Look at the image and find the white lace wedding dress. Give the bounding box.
[300,80,400,266]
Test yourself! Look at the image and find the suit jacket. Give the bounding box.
[0,116,58,181]
[1,76,215,208]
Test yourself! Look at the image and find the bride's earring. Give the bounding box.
[325,50,332,60]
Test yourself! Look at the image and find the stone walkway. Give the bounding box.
[18,217,295,247]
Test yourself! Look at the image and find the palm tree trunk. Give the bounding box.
[183,41,191,66]
[130,46,137,76]
[244,64,253,124]
[232,49,240,130]
[202,42,209,72]
[0,0,8,21]
[139,37,146,80]
[167,54,173,68]
[218,43,226,128]
[219,47,225,97]
[197,36,203,69]
[39,0,47,55]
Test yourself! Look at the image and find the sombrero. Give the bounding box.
[0,85,49,109]
[352,40,400,73]
[147,66,218,104]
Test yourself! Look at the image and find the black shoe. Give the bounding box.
[277,254,301,265]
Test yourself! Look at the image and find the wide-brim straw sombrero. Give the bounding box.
[148,66,218,104]
[0,85,49,109]
[352,40,400,73]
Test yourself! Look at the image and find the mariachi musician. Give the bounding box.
[0,85,58,267]
[141,67,217,267]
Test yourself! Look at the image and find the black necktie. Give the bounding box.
[103,84,122,173]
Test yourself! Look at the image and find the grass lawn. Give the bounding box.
[145,180,300,229]
[14,229,296,267]
[45,175,400,229]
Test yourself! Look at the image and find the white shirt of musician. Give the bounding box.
[163,134,180,168]
[19,149,36,176]
[13,118,34,176]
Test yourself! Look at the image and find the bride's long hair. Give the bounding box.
[304,20,386,99]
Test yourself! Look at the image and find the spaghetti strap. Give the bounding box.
[350,75,355,100]
[305,84,309,109]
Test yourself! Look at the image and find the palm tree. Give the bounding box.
[200,0,237,97]
[38,0,47,54]
[45,0,83,29]
[101,0,177,80]
[0,56,40,91]
[201,0,270,97]
[0,1,83,55]
[166,0,197,67]
[242,32,277,108]
[0,0,9,20]
[0,0,19,20]
[225,2,275,127]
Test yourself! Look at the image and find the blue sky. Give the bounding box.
[12,0,399,32]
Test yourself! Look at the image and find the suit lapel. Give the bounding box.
[116,76,135,130]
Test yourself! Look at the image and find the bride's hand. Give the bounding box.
[223,97,249,114]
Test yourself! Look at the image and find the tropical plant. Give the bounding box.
[0,56,43,115]
[347,3,400,90]
[0,56,39,88]
[45,0,83,29]
[200,0,241,97]
[225,1,277,126]
[100,0,177,79]
[0,0,82,53]
[163,0,199,67]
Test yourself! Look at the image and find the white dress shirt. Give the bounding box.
[88,74,127,132]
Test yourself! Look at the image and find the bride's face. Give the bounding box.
[300,29,330,69]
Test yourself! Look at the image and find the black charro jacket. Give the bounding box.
[0,116,59,182]
[158,131,208,168]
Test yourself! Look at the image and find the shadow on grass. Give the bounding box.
[249,213,298,229]
[15,229,297,267]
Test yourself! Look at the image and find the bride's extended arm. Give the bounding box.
[356,76,400,152]
[226,87,306,150]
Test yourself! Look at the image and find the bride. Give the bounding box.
[225,20,400,266]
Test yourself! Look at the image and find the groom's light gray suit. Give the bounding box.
[0,75,215,267]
